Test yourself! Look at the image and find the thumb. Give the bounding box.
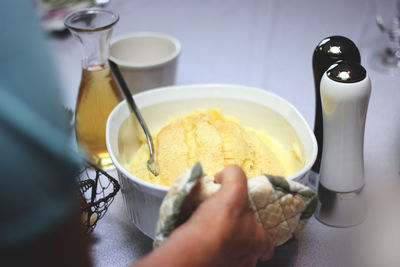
[259,231,275,261]
[214,165,248,207]
[215,165,247,186]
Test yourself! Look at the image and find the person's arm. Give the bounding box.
[1,208,91,267]
[133,165,274,267]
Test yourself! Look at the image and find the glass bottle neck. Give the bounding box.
[71,28,114,70]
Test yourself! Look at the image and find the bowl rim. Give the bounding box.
[109,32,181,69]
[106,84,318,194]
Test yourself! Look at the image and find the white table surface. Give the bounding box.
[47,0,400,266]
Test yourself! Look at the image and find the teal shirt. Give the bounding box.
[0,0,81,246]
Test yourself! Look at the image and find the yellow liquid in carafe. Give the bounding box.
[75,65,123,169]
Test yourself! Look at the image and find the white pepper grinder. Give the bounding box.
[315,61,371,227]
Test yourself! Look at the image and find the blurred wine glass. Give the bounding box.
[371,0,400,75]
[94,0,110,7]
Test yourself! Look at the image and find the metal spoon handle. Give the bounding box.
[108,59,159,176]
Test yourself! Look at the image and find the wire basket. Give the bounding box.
[78,160,120,233]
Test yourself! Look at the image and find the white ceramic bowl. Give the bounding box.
[106,84,317,238]
[109,32,181,94]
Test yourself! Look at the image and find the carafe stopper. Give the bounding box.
[312,36,361,173]
[315,61,371,227]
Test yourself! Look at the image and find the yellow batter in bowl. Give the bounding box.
[127,108,304,186]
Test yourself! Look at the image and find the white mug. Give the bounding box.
[109,32,181,94]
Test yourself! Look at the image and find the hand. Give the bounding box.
[215,165,274,263]
[134,165,274,267]
[183,164,274,266]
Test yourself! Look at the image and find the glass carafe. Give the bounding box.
[65,9,123,170]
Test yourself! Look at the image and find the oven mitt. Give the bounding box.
[154,163,317,248]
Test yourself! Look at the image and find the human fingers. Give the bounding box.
[216,166,275,261]
[215,165,247,187]
[258,230,275,261]
[214,165,248,207]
